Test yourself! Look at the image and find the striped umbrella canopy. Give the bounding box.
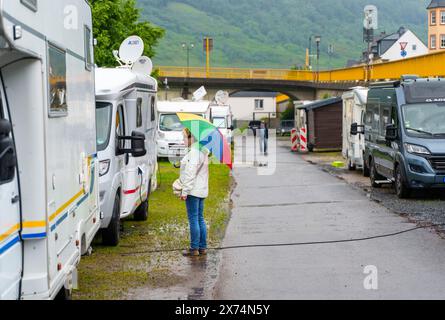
[177,112,232,169]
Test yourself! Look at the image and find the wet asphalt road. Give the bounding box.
[214,139,445,300]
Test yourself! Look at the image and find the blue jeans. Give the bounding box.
[185,196,207,250]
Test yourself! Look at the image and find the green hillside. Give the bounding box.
[137,0,431,69]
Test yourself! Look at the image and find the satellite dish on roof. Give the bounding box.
[118,36,144,65]
[215,90,229,105]
[132,56,153,75]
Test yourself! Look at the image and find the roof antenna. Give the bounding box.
[113,50,123,66]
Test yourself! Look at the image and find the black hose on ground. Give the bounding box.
[120,223,445,256]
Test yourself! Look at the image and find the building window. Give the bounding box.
[48,43,68,117]
[441,35,445,49]
[432,11,437,25]
[441,11,445,24]
[431,35,437,49]
[254,99,264,110]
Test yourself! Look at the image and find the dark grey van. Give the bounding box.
[352,77,445,198]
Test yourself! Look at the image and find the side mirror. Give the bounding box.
[350,123,364,136]
[0,119,17,184]
[350,123,358,136]
[229,125,234,131]
[130,131,147,158]
[116,131,147,158]
[385,124,398,141]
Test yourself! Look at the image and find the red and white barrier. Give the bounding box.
[299,127,308,152]
[291,129,298,152]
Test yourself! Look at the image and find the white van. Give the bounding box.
[95,50,158,246]
[209,104,234,144]
[157,100,210,158]
[342,87,369,171]
[0,0,99,299]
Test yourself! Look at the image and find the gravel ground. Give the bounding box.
[300,151,445,234]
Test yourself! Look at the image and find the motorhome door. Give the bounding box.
[116,103,127,207]
[0,84,22,300]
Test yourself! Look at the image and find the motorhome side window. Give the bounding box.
[151,96,156,122]
[116,105,125,150]
[48,43,67,117]
[366,98,380,131]
[136,98,143,128]
[84,26,93,70]
[379,88,397,135]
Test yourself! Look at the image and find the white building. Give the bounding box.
[228,91,278,121]
[366,27,428,62]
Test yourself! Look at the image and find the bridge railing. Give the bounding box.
[157,51,445,83]
[157,66,315,81]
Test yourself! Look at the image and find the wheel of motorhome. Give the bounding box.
[134,182,150,221]
[395,165,411,199]
[95,42,158,246]
[102,194,121,246]
[0,0,100,300]
[363,156,370,177]
[370,159,383,188]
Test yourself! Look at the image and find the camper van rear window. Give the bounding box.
[48,44,68,116]
[20,0,38,12]
[404,82,445,104]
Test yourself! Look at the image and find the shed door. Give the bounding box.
[0,79,22,300]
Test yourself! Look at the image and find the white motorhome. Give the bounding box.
[208,104,234,144]
[0,0,99,299]
[157,100,210,158]
[342,87,369,171]
[95,40,158,246]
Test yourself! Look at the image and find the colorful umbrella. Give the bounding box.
[177,112,232,169]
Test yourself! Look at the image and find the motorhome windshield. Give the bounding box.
[213,117,227,129]
[159,114,184,132]
[96,102,113,151]
[402,103,445,138]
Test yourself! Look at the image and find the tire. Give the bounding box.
[55,287,72,300]
[370,158,383,188]
[363,154,370,177]
[348,159,356,171]
[395,165,411,199]
[134,183,150,221]
[102,193,120,246]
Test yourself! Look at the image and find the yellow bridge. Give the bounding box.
[157,51,445,83]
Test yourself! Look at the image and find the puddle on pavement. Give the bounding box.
[125,250,222,300]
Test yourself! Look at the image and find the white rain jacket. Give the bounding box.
[179,145,209,199]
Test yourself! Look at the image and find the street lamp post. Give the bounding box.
[328,44,334,69]
[314,36,321,82]
[181,42,194,99]
[182,42,195,78]
[308,36,312,70]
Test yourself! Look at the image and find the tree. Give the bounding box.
[281,101,295,121]
[91,0,165,67]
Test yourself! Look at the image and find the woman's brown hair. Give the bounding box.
[183,127,192,139]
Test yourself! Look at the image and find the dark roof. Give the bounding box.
[298,97,342,111]
[230,91,278,98]
[428,0,445,8]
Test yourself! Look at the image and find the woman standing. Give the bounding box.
[178,128,209,257]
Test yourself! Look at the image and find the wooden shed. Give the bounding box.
[297,97,343,151]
